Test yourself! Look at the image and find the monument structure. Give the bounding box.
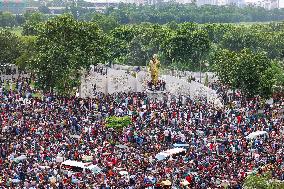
[149,54,160,87]
[80,55,223,108]
[146,54,166,100]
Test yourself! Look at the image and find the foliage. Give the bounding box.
[0,29,22,66]
[79,12,119,33]
[213,49,238,87]
[22,12,45,36]
[15,36,37,70]
[268,61,284,95]
[1,6,284,98]
[105,116,132,130]
[102,3,284,24]
[221,26,284,59]
[214,49,279,98]
[30,14,109,95]
[236,49,272,98]
[163,26,210,68]
[0,11,24,27]
[243,172,284,189]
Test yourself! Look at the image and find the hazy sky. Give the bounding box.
[280,1,284,8]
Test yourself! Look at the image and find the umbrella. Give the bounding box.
[56,156,64,163]
[116,144,128,149]
[70,135,80,139]
[12,179,21,183]
[161,180,171,186]
[181,179,190,186]
[119,171,128,175]
[13,155,27,163]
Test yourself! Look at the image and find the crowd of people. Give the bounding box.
[147,80,166,91]
[0,78,283,188]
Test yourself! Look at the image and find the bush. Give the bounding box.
[105,116,131,130]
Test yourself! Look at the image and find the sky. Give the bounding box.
[280,0,284,8]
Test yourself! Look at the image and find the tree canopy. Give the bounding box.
[29,14,109,95]
[0,29,22,66]
[1,7,284,98]
[101,3,284,24]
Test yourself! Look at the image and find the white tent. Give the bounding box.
[14,155,27,162]
[155,148,186,161]
[61,160,101,174]
[61,160,86,169]
[245,131,268,139]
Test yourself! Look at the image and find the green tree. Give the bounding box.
[31,14,109,95]
[102,3,284,24]
[244,172,284,189]
[22,12,45,36]
[235,49,274,98]
[214,49,279,99]
[221,27,262,52]
[0,12,16,27]
[109,25,138,64]
[213,49,238,88]
[0,29,22,66]
[163,28,210,70]
[91,13,119,33]
[15,36,37,70]
[105,116,131,130]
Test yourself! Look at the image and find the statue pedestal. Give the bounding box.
[146,90,166,101]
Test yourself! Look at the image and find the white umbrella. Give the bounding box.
[12,179,21,183]
[70,135,80,139]
[181,179,190,186]
[116,144,128,149]
[119,171,128,175]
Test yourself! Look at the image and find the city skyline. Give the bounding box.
[85,0,284,8]
[246,0,283,8]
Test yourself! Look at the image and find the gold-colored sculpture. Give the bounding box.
[148,54,160,86]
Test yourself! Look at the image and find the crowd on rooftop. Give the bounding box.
[0,77,283,188]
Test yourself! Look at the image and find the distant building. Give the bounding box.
[245,0,279,10]
[196,0,218,6]
[260,0,279,9]
[226,0,245,7]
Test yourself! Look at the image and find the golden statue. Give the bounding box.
[148,54,160,86]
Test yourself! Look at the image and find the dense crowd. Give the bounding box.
[0,78,283,188]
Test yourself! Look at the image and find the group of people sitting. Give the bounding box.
[0,78,283,188]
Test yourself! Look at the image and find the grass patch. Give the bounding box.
[32,92,42,98]
[9,27,23,36]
